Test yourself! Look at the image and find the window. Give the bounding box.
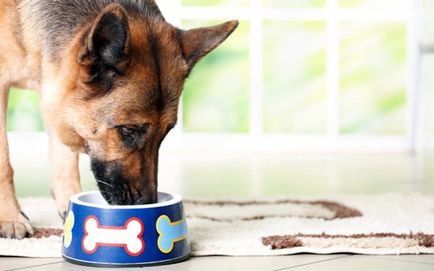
[8,0,416,152]
[8,88,43,131]
[159,0,415,151]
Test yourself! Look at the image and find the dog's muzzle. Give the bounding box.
[90,159,157,205]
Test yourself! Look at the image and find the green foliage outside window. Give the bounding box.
[7,88,44,132]
[182,20,250,133]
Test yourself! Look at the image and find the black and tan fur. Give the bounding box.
[0,0,238,239]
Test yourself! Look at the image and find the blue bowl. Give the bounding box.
[62,191,190,267]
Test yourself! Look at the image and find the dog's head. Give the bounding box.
[51,3,238,205]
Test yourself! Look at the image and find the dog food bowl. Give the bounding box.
[62,191,190,267]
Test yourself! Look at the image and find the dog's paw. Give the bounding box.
[58,210,67,223]
[0,213,33,239]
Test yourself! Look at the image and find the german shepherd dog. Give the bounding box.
[0,0,238,238]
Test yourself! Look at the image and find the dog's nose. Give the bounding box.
[104,188,156,205]
[130,188,157,205]
[90,159,157,205]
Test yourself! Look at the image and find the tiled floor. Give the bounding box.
[1,255,434,271]
[2,149,434,270]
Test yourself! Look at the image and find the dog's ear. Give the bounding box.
[179,20,239,69]
[78,4,131,93]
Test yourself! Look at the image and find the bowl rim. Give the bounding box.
[70,191,182,209]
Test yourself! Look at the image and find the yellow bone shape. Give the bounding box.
[63,210,75,248]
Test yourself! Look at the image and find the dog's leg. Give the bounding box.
[0,86,33,239]
[49,133,81,218]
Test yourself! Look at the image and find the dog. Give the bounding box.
[0,0,238,239]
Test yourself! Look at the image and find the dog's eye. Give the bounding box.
[119,127,137,137]
[118,124,150,149]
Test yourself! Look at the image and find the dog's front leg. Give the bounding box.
[49,133,81,218]
[0,86,33,239]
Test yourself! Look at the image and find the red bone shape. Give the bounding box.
[82,216,145,256]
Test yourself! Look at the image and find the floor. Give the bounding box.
[2,144,434,270]
[1,255,434,271]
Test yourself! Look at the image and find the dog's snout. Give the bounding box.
[90,158,157,205]
[132,190,157,205]
[107,187,157,205]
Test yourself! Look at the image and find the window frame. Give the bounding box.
[8,1,420,154]
[155,0,420,152]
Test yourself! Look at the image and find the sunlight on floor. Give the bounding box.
[10,133,434,198]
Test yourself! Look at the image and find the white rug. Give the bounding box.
[0,194,433,257]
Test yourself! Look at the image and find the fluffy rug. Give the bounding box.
[0,194,433,257]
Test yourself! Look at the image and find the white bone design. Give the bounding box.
[82,216,145,256]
